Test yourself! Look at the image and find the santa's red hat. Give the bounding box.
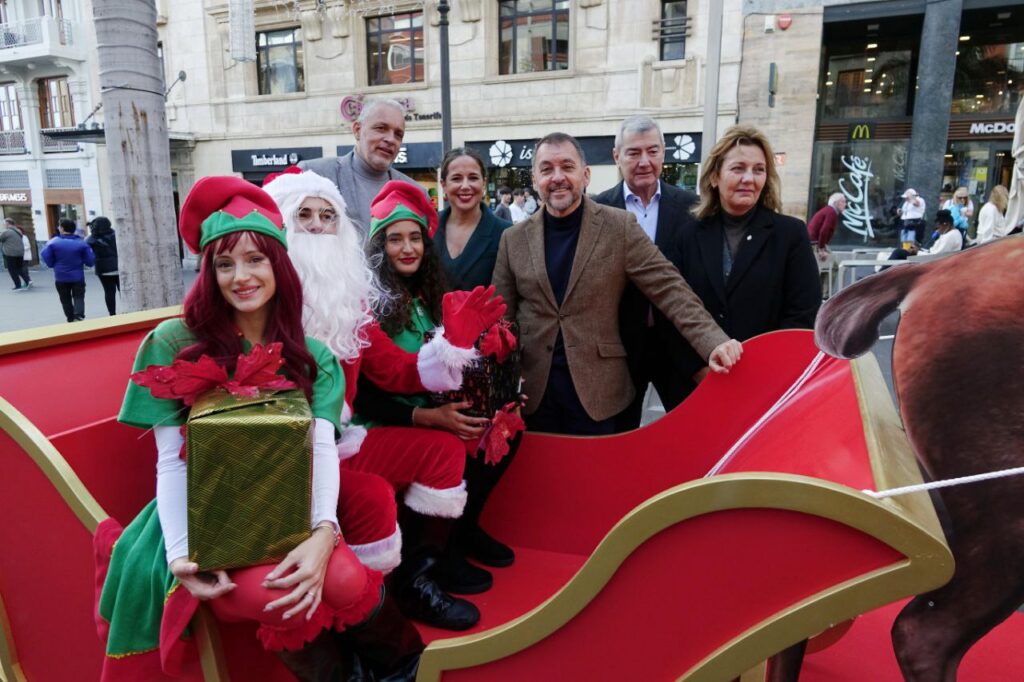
[368,180,437,240]
[178,176,286,254]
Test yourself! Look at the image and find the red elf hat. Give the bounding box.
[368,180,437,240]
[178,176,287,254]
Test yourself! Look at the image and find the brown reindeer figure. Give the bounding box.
[814,236,1024,681]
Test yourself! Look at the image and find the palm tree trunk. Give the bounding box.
[92,0,183,312]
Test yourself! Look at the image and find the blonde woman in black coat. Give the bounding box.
[670,125,820,398]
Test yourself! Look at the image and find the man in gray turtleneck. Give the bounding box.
[300,98,425,240]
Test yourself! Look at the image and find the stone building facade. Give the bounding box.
[739,0,1024,245]
[0,0,104,254]
[155,0,745,210]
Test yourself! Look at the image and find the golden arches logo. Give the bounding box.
[851,124,872,140]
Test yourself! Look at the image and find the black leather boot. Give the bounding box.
[395,508,480,630]
[340,587,424,682]
[456,437,520,567]
[436,548,493,595]
[276,629,346,682]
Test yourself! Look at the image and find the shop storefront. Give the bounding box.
[231,147,323,185]
[466,132,702,198]
[0,190,35,261]
[336,142,443,208]
[809,4,1023,247]
[44,189,85,239]
[943,120,1016,217]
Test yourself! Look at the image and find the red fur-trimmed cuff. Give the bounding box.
[417,330,479,392]
[403,480,468,518]
[349,527,402,573]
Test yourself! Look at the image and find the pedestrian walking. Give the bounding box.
[41,218,95,322]
[1,217,31,291]
[86,217,120,315]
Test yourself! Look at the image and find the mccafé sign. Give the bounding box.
[969,121,1016,136]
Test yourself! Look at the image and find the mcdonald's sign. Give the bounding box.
[848,123,875,142]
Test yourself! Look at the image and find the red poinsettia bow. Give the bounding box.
[478,320,517,364]
[480,401,526,465]
[131,342,297,406]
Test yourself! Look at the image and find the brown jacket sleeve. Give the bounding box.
[491,228,519,321]
[621,214,729,360]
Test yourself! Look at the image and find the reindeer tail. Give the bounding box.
[815,264,926,359]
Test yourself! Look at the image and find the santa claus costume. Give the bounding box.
[94,176,421,681]
[262,170,506,631]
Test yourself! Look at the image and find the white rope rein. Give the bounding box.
[705,351,828,477]
[864,466,1024,499]
[700,346,1024,498]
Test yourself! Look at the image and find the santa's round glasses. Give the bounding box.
[296,208,338,227]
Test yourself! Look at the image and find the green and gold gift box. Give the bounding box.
[186,389,313,571]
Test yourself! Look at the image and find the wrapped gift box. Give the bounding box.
[430,326,522,418]
[186,389,313,571]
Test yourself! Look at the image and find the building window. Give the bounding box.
[0,84,21,131]
[949,8,1024,116]
[256,27,304,95]
[38,77,74,128]
[818,17,921,121]
[366,11,424,86]
[499,0,569,75]
[658,1,687,61]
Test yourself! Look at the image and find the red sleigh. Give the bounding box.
[0,310,953,681]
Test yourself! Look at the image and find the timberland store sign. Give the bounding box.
[0,190,31,205]
[231,147,323,173]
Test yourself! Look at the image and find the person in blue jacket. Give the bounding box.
[41,218,95,322]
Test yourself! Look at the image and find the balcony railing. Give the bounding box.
[0,130,26,154]
[41,128,78,153]
[0,18,43,49]
[57,18,73,46]
[0,17,75,50]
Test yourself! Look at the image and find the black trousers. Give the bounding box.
[55,280,86,322]
[3,255,29,288]
[615,326,695,432]
[525,360,617,436]
[98,273,120,315]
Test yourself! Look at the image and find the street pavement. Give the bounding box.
[0,264,198,334]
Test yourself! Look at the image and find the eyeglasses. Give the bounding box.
[296,208,338,227]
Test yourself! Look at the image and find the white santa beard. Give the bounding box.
[288,230,378,361]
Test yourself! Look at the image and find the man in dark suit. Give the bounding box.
[593,115,699,430]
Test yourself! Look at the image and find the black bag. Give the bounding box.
[428,324,522,418]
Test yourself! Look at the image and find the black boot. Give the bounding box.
[436,547,492,595]
[457,438,520,567]
[276,629,346,682]
[395,508,481,630]
[340,587,424,682]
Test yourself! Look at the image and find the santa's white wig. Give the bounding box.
[263,170,387,361]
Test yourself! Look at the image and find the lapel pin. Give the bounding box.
[746,235,752,240]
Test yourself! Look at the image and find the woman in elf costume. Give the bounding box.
[95,177,422,681]
[343,181,522,631]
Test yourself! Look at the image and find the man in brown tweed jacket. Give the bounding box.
[492,133,742,435]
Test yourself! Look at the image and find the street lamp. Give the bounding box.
[438,0,452,153]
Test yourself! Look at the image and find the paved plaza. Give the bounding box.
[0,264,198,334]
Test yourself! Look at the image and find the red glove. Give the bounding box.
[442,285,507,348]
